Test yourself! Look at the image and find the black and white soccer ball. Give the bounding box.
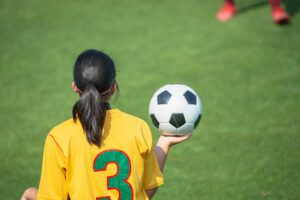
[149,84,202,135]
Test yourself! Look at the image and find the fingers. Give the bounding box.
[173,133,192,143]
[159,132,192,146]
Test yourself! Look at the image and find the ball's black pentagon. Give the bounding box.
[150,114,159,129]
[194,114,202,128]
[169,113,186,128]
[157,90,172,104]
[183,90,197,105]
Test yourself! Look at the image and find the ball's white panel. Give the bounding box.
[177,123,194,135]
[149,95,158,113]
[152,105,172,123]
[196,95,203,113]
[167,84,189,95]
[159,122,177,134]
[183,105,201,123]
[167,93,188,113]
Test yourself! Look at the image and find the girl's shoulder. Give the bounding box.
[46,118,84,159]
[49,118,82,137]
[47,118,83,146]
[109,109,150,128]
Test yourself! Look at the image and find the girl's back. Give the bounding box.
[39,109,163,200]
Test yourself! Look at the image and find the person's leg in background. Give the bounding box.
[216,0,237,21]
[216,0,289,23]
[269,0,289,23]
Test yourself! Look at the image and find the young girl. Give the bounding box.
[21,49,191,200]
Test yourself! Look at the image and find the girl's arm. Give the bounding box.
[146,133,192,199]
[38,136,68,199]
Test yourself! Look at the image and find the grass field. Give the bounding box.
[1,0,300,199]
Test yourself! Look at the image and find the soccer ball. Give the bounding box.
[149,84,202,135]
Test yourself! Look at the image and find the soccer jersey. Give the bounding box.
[37,109,163,200]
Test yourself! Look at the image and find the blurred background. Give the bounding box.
[0,0,299,199]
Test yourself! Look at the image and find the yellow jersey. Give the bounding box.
[37,109,163,200]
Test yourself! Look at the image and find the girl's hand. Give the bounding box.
[156,133,192,152]
[154,133,192,174]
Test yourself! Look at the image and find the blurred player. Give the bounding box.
[216,0,289,24]
[21,49,191,200]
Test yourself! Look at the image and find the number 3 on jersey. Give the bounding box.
[93,149,134,200]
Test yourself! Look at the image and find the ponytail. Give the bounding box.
[72,49,116,146]
[72,83,107,146]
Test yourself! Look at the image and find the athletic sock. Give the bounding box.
[269,0,281,10]
[225,0,235,5]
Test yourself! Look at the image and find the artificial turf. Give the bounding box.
[0,0,299,199]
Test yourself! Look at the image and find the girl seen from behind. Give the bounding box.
[21,49,191,200]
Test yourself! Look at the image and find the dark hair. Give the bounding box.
[72,49,116,146]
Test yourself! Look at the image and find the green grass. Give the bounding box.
[1,0,300,199]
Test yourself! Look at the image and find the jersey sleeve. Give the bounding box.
[140,121,164,190]
[38,134,68,200]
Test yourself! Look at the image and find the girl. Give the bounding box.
[21,49,191,200]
